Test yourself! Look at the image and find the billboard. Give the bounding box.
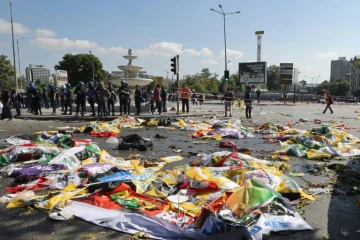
[55,70,68,86]
[239,62,267,84]
[279,63,293,84]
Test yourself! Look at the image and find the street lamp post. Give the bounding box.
[210,5,240,88]
[89,50,94,82]
[305,76,321,96]
[17,36,26,90]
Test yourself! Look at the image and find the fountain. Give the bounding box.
[110,48,153,89]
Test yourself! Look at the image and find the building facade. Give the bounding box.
[349,55,360,96]
[330,57,350,82]
[25,64,50,83]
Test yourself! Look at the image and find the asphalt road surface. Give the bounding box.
[1,102,360,240]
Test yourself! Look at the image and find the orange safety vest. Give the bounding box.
[181,88,191,99]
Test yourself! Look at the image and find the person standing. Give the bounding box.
[224,88,234,117]
[118,81,129,116]
[107,83,116,116]
[43,87,49,109]
[181,84,191,114]
[60,86,65,112]
[97,82,110,117]
[125,82,131,115]
[160,86,167,113]
[149,89,155,114]
[48,83,57,115]
[10,89,21,117]
[245,86,252,119]
[63,83,72,115]
[32,86,42,115]
[74,81,86,116]
[256,88,261,103]
[323,91,334,114]
[134,85,142,115]
[1,87,12,120]
[153,84,162,115]
[86,81,96,116]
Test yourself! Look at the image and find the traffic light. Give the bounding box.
[224,70,229,82]
[171,55,179,74]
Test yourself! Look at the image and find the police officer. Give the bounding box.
[48,83,57,115]
[43,86,49,109]
[29,84,42,115]
[60,85,65,112]
[74,81,86,116]
[97,82,110,117]
[107,83,116,116]
[118,81,129,115]
[63,83,72,115]
[86,81,96,116]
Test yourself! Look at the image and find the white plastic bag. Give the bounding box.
[106,136,119,144]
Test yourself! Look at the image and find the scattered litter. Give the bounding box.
[309,187,330,195]
[299,118,308,122]
[105,136,119,144]
[341,227,349,237]
[49,210,74,220]
[289,171,305,177]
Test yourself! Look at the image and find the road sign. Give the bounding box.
[55,70,68,86]
[279,63,293,84]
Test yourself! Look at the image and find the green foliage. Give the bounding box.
[316,79,349,96]
[353,88,360,97]
[54,53,104,87]
[267,65,281,91]
[0,55,15,90]
[178,68,220,94]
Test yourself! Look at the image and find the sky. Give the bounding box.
[0,0,359,84]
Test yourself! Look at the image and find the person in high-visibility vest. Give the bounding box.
[181,84,191,114]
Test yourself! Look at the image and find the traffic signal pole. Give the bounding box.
[176,72,179,114]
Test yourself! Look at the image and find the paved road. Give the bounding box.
[1,102,360,240]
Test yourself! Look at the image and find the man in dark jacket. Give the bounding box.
[74,81,86,116]
[86,81,96,116]
[48,83,57,115]
[1,87,12,120]
[118,81,129,115]
[134,85,142,115]
[107,83,116,116]
[245,86,252,119]
[63,83,72,115]
[224,87,234,117]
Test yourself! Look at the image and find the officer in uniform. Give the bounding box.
[63,83,72,115]
[86,81,96,116]
[107,83,116,116]
[118,81,129,115]
[74,81,86,116]
[48,83,57,115]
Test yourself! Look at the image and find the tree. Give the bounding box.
[267,65,281,91]
[353,88,360,97]
[330,79,350,96]
[0,55,15,90]
[316,80,330,95]
[54,53,104,87]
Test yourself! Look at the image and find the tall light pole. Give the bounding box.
[17,36,26,90]
[210,5,240,88]
[89,50,94,82]
[9,1,18,90]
